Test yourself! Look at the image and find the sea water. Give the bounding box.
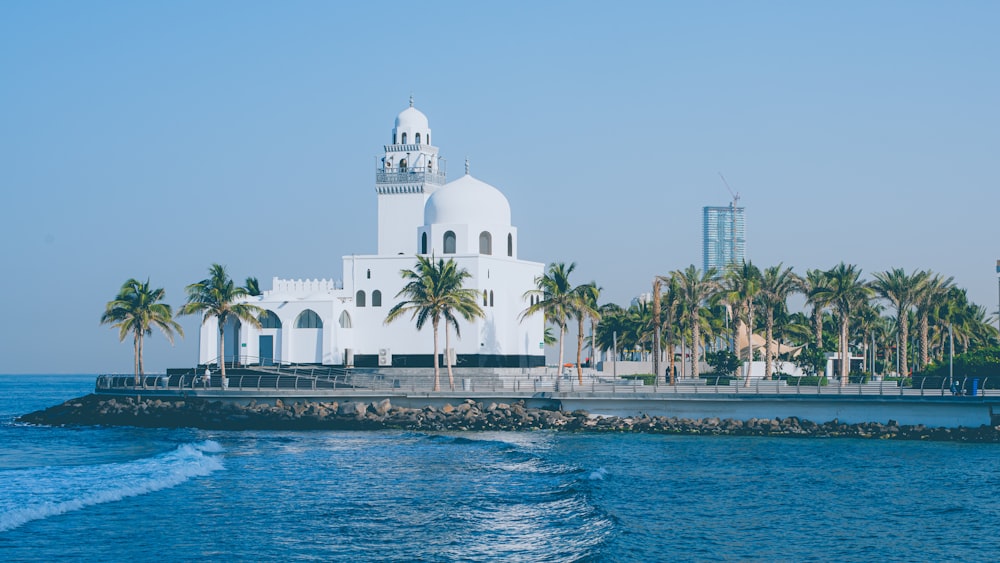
[2,374,1000,562]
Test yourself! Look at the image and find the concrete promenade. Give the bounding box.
[95,371,1000,429]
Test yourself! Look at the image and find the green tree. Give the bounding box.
[758,264,802,379]
[522,262,578,373]
[803,269,829,350]
[571,283,601,384]
[914,272,954,370]
[100,278,183,384]
[721,261,762,386]
[871,268,927,377]
[385,256,483,392]
[245,276,261,297]
[179,264,262,379]
[811,263,873,386]
[672,265,720,381]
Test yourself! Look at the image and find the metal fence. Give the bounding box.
[94,369,999,397]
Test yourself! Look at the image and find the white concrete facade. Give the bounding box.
[198,102,546,369]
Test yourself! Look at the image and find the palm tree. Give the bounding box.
[651,277,663,383]
[871,268,927,378]
[101,278,183,384]
[671,265,720,381]
[571,283,601,384]
[661,276,683,385]
[521,262,578,373]
[811,263,873,386]
[385,256,483,392]
[721,261,762,386]
[914,272,954,370]
[179,264,262,379]
[803,269,829,350]
[758,264,802,379]
[245,276,261,297]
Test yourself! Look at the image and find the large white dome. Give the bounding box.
[424,174,512,226]
[394,106,429,131]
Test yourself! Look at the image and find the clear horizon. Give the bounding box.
[2,1,998,374]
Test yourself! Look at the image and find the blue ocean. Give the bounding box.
[2,374,999,562]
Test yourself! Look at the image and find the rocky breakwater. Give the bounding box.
[17,394,1000,442]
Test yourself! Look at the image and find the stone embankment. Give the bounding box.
[18,394,1000,442]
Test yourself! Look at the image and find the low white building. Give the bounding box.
[197,100,546,369]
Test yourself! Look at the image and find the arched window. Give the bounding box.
[490,290,494,307]
[401,132,407,144]
[427,160,432,173]
[295,310,323,329]
[259,310,282,329]
[426,134,430,145]
[483,290,488,306]
[372,290,382,307]
[392,133,397,144]
[415,132,421,144]
[400,158,407,171]
[339,311,352,328]
[443,231,456,254]
[421,232,428,254]
[479,231,492,255]
[356,290,366,307]
[366,269,371,279]
[507,233,513,257]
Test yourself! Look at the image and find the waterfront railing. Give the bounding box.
[94,365,998,398]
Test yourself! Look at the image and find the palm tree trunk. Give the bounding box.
[691,312,700,380]
[743,312,754,387]
[840,317,849,386]
[138,332,145,378]
[765,312,774,380]
[919,313,930,370]
[558,324,566,374]
[576,317,584,385]
[445,323,454,391]
[432,316,440,392]
[899,318,909,377]
[668,340,676,385]
[813,310,823,350]
[132,330,140,386]
[218,323,227,378]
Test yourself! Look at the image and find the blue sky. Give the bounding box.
[2,1,998,374]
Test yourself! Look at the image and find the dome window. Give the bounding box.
[401,132,407,144]
[392,133,397,144]
[426,134,430,145]
[479,232,492,255]
[443,231,456,254]
[259,310,282,329]
[421,232,428,254]
[415,133,421,144]
[372,290,382,307]
[489,290,494,307]
[295,310,323,329]
[507,234,513,257]
[366,269,371,279]
[356,290,366,307]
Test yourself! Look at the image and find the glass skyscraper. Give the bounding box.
[703,205,745,274]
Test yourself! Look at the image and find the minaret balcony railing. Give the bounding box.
[384,143,428,152]
[376,167,446,185]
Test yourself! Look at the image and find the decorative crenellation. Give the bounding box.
[266,277,342,295]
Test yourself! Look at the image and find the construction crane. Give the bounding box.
[718,173,741,269]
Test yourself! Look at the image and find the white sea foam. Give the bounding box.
[0,440,224,533]
[588,467,608,481]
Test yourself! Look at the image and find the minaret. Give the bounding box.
[375,98,446,255]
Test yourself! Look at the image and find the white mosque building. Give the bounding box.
[197,100,546,369]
